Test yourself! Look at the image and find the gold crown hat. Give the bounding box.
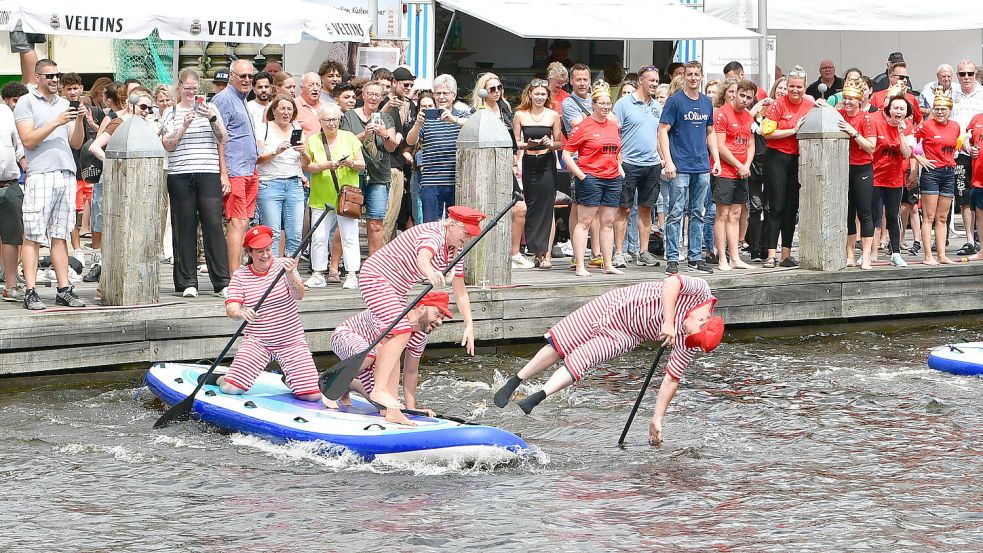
[886,81,908,100]
[841,80,865,100]
[591,80,612,101]
[933,86,953,109]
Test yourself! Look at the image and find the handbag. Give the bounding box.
[322,130,363,218]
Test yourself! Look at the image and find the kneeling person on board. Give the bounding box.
[329,291,455,421]
[494,274,724,444]
[217,225,321,402]
[357,206,485,420]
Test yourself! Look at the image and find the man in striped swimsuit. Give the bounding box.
[217,226,321,402]
[494,274,724,444]
[330,292,454,422]
[358,206,486,422]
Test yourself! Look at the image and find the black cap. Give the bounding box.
[888,52,904,63]
[214,69,230,83]
[392,67,415,81]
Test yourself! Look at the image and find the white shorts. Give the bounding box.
[22,170,76,243]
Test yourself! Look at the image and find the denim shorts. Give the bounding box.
[919,166,955,198]
[362,181,389,220]
[575,175,623,208]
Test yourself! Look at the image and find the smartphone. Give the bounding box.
[194,95,205,111]
[424,108,441,120]
[371,112,383,126]
[107,110,118,121]
[290,128,303,146]
[68,100,80,111]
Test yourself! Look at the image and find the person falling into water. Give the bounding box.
[216,225,322,402]
[494,274,724,444]
[329,291,455,423]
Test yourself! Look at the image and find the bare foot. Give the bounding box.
[971,253,983,261]
[339,390,352,407]
[846,258,857,267]
[383,408,416,426]
[369,390,402,410]
[939,256,958,264]
[603,267,624,275]
[717,262,732,271]
[732,260,753,270]
[924,257,939,265]
[575,268,592,277]
[321,396,339,409]
[860,261,872,270]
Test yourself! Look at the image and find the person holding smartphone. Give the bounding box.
[254,93,306,258]
[14,58,89,310]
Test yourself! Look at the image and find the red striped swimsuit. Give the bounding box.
[331,309,429,393]
[547,274,715,381]
[359,222,464,336]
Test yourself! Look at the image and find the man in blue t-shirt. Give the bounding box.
[658,61,720,275]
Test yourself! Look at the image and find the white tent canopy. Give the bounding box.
[2,0,371,43]
[438,0,761,41]
[708,0,983,32]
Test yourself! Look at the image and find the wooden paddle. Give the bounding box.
[153,206,335,429]
[318,194,521,401]
[618,345,667,446]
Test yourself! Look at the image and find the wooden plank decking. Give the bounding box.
[2,254,982,376]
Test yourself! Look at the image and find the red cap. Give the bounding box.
[242,225,274,249]
[447,205,487,236]
[418,292,454,319]
[684,316,725,352]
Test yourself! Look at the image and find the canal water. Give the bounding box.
[2,318,982,552]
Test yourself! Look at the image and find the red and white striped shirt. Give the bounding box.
[359,221,465,295]
[224,258,306,347]
[548,275,715,380]
[333,309,429,361]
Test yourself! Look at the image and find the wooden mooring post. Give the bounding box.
[797,105,850,271]
[456,109,514,286]
[102,115,166,305]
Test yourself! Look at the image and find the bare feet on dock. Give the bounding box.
[575,268,592,277]
[603,266,624,275]
[717,262,732,271]
[939,256,958,265]
[731,259,753,270]
[923,256,939,265]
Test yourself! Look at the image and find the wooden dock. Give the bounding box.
[2,253,982,376]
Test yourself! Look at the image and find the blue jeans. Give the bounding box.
[410,170,423,224]
[703,180,716,254]
[421,185,455,222]
[624,189,639,253]
[257,177,304,255]
[666,172,710,262]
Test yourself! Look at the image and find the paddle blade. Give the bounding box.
[153,394,195,429]
[318,352,368,400]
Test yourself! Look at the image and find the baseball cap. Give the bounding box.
[418,292,454,319]
[392,67,415,81]
[214,69,230,84]
[242,225,274,249]
[447,206,487,236]
[684,316,725,353]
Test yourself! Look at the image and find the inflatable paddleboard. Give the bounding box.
[145,362,528,462]
[927,343,983,376]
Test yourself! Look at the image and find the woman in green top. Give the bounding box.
[301,103,366,290]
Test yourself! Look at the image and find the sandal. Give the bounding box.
[762,257,777,268]
[539,257,552,269]
[956,242,977,256]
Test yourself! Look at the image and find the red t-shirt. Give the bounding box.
[871,113,911,188]
[968,113,983,188]
[714,103,753,179]
[764,95,814,155]
[914,118,961,168]
[870,90,923,124]
[839,108,875,166]
[563,116,622,179]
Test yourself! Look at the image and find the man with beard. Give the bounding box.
[246,71,273,131]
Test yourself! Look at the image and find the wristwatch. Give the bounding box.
[208,115,217,123]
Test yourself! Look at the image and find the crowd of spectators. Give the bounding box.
[3,39,983,311]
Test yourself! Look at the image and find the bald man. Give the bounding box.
[806,60,842,100]
[294,72,324,140]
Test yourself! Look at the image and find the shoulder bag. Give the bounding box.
[321,130,363,218]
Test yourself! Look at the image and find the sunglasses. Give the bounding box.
[232,71,256,80]
[958,71,977,77]
[529,78,549,87]
[638,65,659,75]
[39,72,61,80]
[787,70,807,79]
[486,84,503,92]
[137,103,152,111]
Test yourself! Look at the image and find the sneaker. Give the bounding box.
[705,252,719,265]
[625,251,640,263]
[2,285,25,302]
[909,241,921,255]
[215,287,227,298]
[72,249,86,269]
[342,273,359,290]
[637,252,662,267]
[68,268,83,283]
[665,260,679,275]
[551,245,565,259]
[779,256,799,268]
[688,260,714,274]
[889,253,908,267]
[182,287,198,298]
[612,252,628,268]
[559,240,574,257]
[35,267,55,284]
[55,286,85,308]
[197,264,209,276]
[23,288,45,310]
[510,253,534,269]
[956,242,977,256]
[305,273,327,288]
[588,256,604,268]
[82,264,101,283]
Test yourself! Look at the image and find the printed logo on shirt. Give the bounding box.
[683,110,709,123]
[602,144,619,154]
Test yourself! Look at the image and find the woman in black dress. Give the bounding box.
[513,79,563,268]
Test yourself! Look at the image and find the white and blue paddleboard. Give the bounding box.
[928,343,983,376]
[145,362,528,462]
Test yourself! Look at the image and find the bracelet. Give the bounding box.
[209,115,217,123]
